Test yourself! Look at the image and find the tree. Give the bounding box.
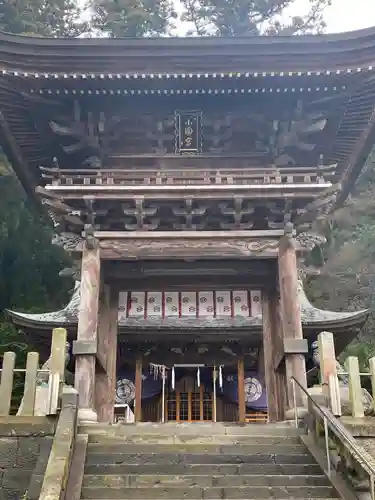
[0,0,88,37]
[90,0,177,37]
[180,0,331,36]
[305,150,375,362]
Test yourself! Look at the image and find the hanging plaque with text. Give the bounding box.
[174,110,202,154]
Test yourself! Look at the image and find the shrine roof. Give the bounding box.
[0,27,375,75]
[1,28,375,207]
[6,281,369,333]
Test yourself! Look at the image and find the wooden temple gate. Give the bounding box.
[70,228,310,424]
[1,30,374,425]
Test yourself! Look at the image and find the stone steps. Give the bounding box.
[87,434,302,445]
[81,485,338,499]
[80,422,302,437]
[84,463,324,475]
[85,451,317,465]
[83,473,330,487]
[80,423,339,500]
[86,443,308,454]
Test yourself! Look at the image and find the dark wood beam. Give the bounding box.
[103,259,275,280]
[337,105,375,206]
[110,276,274,291]
[0,111,39,204]
[95,285,118,423]
[135,359,142,423]
[44,183,332,202]
[237,358,245,424]
[262,292,281,422]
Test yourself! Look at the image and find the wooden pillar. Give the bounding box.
[237,358,246,423]
[278,227,307,413]
[135,359,143,423]
[73,243,100,422]
[274,299,287,420]
[95,285,119,423]
[262,291,282,422]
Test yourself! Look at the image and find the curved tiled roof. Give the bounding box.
[1,27,375,75]
[1,30,374,207]
[7,281,369,331]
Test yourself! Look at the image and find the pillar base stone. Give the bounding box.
[284,406,308,420]
[78,408,98,423]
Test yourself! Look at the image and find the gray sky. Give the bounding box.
[288,0,374,33]
[172,0,374,34]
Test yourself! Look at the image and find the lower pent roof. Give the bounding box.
[6,281,369,332]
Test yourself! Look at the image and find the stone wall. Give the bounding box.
[0,418,56,500]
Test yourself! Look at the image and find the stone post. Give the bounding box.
[369,357,375,414]
[317,331,341,416]
[346,356,364,418]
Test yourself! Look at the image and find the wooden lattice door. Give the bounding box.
[166,385,212,422]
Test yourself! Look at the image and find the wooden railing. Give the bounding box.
[40,164,336,188]
[0,327,67,417]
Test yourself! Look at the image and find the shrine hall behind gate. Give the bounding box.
[2,28,374,424]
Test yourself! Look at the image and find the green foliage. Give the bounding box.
[91,0,177,37]
[0,0,331,38]
[0,0,89,37]
[0,176,71,314]
[0,174,71,391]
[306,150,375,356]
[339,342,375,372]
[180,0,331,36]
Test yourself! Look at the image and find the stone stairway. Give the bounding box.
[79,422,340,499]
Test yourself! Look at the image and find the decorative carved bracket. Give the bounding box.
[52,232,85,252]
[295,232,327,251]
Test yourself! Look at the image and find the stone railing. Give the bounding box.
[0,328,68,417]
[38,386,78,500]
[292,376,375,500]
[312,331,374,419]
[0,327,73,500]
[303,331,375,499]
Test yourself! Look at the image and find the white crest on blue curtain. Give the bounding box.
[116,378,136,404]
[244,377,262,403]
[226,375,235,382]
